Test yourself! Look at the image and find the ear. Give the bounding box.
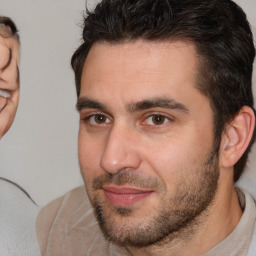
[220,106,255,168]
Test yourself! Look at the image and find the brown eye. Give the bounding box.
[152,115,166,125]
[145,115,169,125]
[89,114,111,125]
[95,115,106,124]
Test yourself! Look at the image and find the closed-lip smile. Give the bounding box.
[103,185,153,207]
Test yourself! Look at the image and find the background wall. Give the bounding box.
[0,0,255,206]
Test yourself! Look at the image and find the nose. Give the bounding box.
[100,124,141,174]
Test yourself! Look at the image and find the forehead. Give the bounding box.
[81,40,201,101]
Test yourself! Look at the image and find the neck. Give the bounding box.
[127,177,242,256]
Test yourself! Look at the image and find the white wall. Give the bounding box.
[0,0,255,206]
[0,0,87,206]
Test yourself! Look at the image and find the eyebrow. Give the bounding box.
[77,97,188,114]
[127,98,189,113]
[76,97,107,112]
[0,48,12,72]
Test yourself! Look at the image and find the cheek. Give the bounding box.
[0,44,9,69]
[141,136,207,193]
[143,135,193,170]
[0,97,7,110]
[78,129,104,179]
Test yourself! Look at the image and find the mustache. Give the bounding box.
[92,172,160,190]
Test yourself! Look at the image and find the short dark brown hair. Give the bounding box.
[71,0,255,182]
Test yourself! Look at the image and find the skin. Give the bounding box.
[0,26,19,138]
[77,40,245,255]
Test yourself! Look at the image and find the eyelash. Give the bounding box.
[82,112,173,128]
[143,114,172,126]
[82,113,112,126]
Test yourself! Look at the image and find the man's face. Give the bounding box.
[78,40,219,247]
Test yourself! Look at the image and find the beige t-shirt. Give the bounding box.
[36,186,256,256]
[204,188,256,256]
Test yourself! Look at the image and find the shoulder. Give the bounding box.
[247,193,256,256]
[36,186,131,256]
[0,178,40,255]
[0,177,39,225]
[36,185,88,229]
[0,178,38,209]
[36,185,92,255]
[36,185,88,223]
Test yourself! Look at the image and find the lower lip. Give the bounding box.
[104,190,152,207]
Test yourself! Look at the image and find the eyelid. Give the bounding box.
[81,111,112,125]
[141,112,174,126]
[90,114,111,125]
[80,109,110,118]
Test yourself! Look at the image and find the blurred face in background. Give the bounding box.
[0,24,20,137]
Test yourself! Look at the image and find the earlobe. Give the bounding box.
[220,106,255,168]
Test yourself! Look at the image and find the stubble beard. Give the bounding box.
[86,149,220,248]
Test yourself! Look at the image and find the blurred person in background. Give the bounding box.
[0,16,40,256]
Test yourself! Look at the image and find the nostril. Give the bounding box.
[100,156,122,174]
[100,126,141,174]
[100,149,141,175]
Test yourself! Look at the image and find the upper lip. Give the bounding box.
[103,185,153,194]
